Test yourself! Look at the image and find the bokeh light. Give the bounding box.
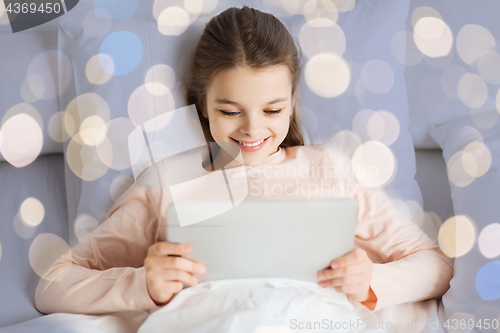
[27,49,72,100]
[441,64,468,101]
[452,125,483,153]
[461,141,491,178]
[475,262,500,301]
[157,7,190,36]
[13,213,37,239]
[74,214,99,243]
[96,117,136,170]
[299,19,345,59]
[304,52,350,98]
[332,0,355,12]
[329,130,361,158]
[154,0,216,22]
[413,17,453,58]
[0,111,43,168]
[361,60,394,94]
[99,31,143,76]
[457,73,488,109]
[438,215,476,258]
[79,115,107,146]
[110,175,135,202]
[478,223,500,259]
[457,24,495,65]
[424,48,454,69]
[20,77,40,103]
[477,50,500,85]
[411,6,442,28]
[367,110,400,146]
[447,151,475,188]
[29,233,71,282]
[302,0,338,23]
[66,132,111,181]
[145,64,176,96]
[64,93,111,140]
[48,111,71,143]
[86,54,114,85]
[351,141,396,188]
[352,109,376,142]
[2,102,43,130]
[282,0,300,15]
[19,197,45,227]
[128,84,175,127]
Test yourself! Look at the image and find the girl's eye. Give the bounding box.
[219,109,282,116]
[265,109,282,115]
[219,110,240,116]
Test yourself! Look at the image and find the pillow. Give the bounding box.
[58,0,426,252]
[0,0,103,165]
[428,116,500,323]
[0,154,68,327]
[0,31,64,165]
[403,0,500,149]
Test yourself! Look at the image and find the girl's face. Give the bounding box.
[203,65,296,166]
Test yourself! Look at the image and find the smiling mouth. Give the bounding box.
[230,137,270,147]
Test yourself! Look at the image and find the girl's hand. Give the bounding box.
[317,248,374,303]
[144,242,206,306]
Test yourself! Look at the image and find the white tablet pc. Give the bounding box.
[166,199,357,283]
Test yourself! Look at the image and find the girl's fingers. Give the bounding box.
[148,255,206,276]
[150,242,191,257]
[319,273,368,287]
[317,261,369,281]
[330,248,367,269]
[160,269,199,287]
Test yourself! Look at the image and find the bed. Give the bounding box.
[1,0,498,332]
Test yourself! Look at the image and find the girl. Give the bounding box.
[35,5,453,316]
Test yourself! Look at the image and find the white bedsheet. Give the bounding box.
[0,278,448,333]
[139,278,447,333]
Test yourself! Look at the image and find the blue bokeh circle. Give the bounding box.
[99,31,143,76]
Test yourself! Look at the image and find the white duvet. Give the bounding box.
[1,278,447,333]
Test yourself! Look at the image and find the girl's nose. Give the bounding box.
[240,115,263,137]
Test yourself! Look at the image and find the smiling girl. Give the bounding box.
[35,5,453,317]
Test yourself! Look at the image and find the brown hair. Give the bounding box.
[181,5,304,148]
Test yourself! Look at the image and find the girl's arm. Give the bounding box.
[324,145,453,312]
[35,182,165,315]
[354,184,454,312]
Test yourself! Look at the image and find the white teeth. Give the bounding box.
[237,138,266,147]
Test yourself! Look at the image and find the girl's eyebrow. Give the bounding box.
[215,97,288,106]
